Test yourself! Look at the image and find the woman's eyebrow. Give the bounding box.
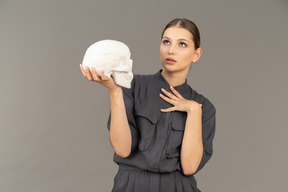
[178,38,189,42]
[162,36,189,42]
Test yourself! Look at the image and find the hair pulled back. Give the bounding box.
[161,18,201,50]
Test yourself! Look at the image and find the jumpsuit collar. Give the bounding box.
[154,69,190,94]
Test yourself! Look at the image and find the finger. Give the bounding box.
[100,70,108,80]
[159,93,176,105]
[91,67,100,81]
[170,86,184,99]
[80,64,87,77]
[160,107,176,112]
[85,66,93,80]
[161,88,179,100]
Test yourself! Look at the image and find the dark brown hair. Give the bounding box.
[161,18,201,50]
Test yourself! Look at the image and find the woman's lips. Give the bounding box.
[165,58,176,64]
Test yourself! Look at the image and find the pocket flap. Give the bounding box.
[171,119,185,131]
[134,110,158,152]
[135,110,158,124]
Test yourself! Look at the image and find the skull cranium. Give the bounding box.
[82,39,133,88]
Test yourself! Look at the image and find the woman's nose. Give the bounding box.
[168,44,176,55]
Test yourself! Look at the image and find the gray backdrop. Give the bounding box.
[1,0,287,191]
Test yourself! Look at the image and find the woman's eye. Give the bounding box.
[163,40,170,45]
[179,42,187,47]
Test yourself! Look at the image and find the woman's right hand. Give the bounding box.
[80,64,121,92]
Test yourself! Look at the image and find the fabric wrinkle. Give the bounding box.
[108,69,216,192]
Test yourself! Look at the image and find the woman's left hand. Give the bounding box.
[160,87,202,113]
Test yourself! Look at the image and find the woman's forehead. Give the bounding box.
[162,27,193,41]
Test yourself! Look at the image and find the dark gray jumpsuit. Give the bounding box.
[107,69,216,192]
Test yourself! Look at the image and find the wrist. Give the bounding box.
[109,86,122,95]
[186,103,202,113]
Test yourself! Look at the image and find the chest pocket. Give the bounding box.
[135,111,158,152]
[166,113,186,158]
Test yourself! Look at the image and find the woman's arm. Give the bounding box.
[180,107,203,175]
[80,64,132,158]
[160,87,203,175]
[109,88,132,158]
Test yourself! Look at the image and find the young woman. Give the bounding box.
[80,18,216,192]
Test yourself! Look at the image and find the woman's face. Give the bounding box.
[160,27,199,74]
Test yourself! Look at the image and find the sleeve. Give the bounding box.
[106,77,139,155]
[194,100,216,174]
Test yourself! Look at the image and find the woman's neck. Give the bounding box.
[161,69,188,87]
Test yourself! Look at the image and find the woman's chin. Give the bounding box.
[161,64,190,75]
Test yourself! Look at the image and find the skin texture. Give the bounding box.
[160,27,202,86]
[80,26,204,175]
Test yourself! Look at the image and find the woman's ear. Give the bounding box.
[193,48,202,63]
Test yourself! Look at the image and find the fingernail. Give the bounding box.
[161,88,164,91]
[170,86,173,89]
[159,93,163,96]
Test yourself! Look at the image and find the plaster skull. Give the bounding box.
[82,39,133,88]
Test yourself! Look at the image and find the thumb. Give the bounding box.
[160,107,176,112]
